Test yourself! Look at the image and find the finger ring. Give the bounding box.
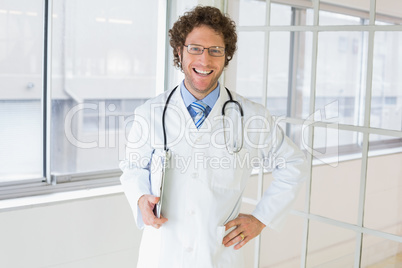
[239,233,245,241]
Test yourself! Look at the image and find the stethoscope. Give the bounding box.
[162,86,244,155]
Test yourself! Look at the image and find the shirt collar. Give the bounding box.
[180,80,220,109]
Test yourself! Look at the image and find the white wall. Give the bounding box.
[0,194,142,268]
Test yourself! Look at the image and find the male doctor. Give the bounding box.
[120,5,308,268]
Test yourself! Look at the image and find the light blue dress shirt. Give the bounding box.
[180,80,220,119]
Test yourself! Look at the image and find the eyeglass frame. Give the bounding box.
[183,44,226,57]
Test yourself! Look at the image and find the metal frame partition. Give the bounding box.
[228,0,402,267]
[43,0,53,185]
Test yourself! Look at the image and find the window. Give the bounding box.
[371,31,402,131]
[0,0,166,197]
[227,0,402,267]
[0,0,43,183]
[51,0,163,176]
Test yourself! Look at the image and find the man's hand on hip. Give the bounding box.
[138,194,168,229]
[223,213,266,250]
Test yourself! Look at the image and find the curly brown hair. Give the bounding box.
[169,5,237,68]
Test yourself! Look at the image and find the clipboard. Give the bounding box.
[150,149,168,218]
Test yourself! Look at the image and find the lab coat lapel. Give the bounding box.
[168,87,193,124]
[162,88,197,144]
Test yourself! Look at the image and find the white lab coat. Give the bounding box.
[120,87,308,268]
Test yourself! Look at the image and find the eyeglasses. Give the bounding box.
[184,44,225,57]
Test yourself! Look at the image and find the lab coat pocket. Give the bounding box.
[210,148,249,191]
[215,226,244,267]
[216,226,226,244]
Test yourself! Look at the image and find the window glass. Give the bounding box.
[368,134,402,153]
[0,0,43,182]
[370,31,402,131]
[307,220,356,267]
[361,234,402,267]
[312,127,363,164]
[235,31,265,104]
[316,31,368,126]
[226,1,402,266]
[270,3,292,26]
[267,31,312,119]
[310,130,362,224]
[282,122,308,152]
[237,0,266,26]
[270,3,313,26]
[242,181,305,266]
[311,125,364,162]
[267,31,290,115]
[364,135,402,237]
[260,215,304,267]
[51,0,161,174]
[319,10,362,25]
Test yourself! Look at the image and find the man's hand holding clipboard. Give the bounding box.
[137,149,169,229]
[150,149,168,218]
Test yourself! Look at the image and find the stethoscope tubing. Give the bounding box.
[162,86,178,151]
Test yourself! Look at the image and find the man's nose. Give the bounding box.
[199,49,213,63]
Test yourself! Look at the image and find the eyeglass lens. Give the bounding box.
[186,44,225,57]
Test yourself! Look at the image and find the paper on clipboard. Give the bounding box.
[150,149,168,218]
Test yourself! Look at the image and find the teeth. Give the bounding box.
[194,68,212,75]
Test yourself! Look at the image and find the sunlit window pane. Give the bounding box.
[282,122,309,153]
[310,130,362,224]
[267,32,290,116]
[270,3,313,26]
[260,215,305,267]
[270,3,292,26]
[307,221,356,267]
[51,0,161,174]
[0,0,43,182]
[370,31,402,131]
[364,135,402,237]
[267,31,312,119]
[235,31,265,104]
[316,31,368,126]
[361,234,402,267]
[237,0,266,26]
[319,10,362,25]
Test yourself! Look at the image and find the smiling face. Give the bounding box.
[179,25,226,100]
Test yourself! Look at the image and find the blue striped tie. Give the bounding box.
[190,100,208,128]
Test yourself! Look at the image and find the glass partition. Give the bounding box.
[51,0,162,174]
[0,0,43,182]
